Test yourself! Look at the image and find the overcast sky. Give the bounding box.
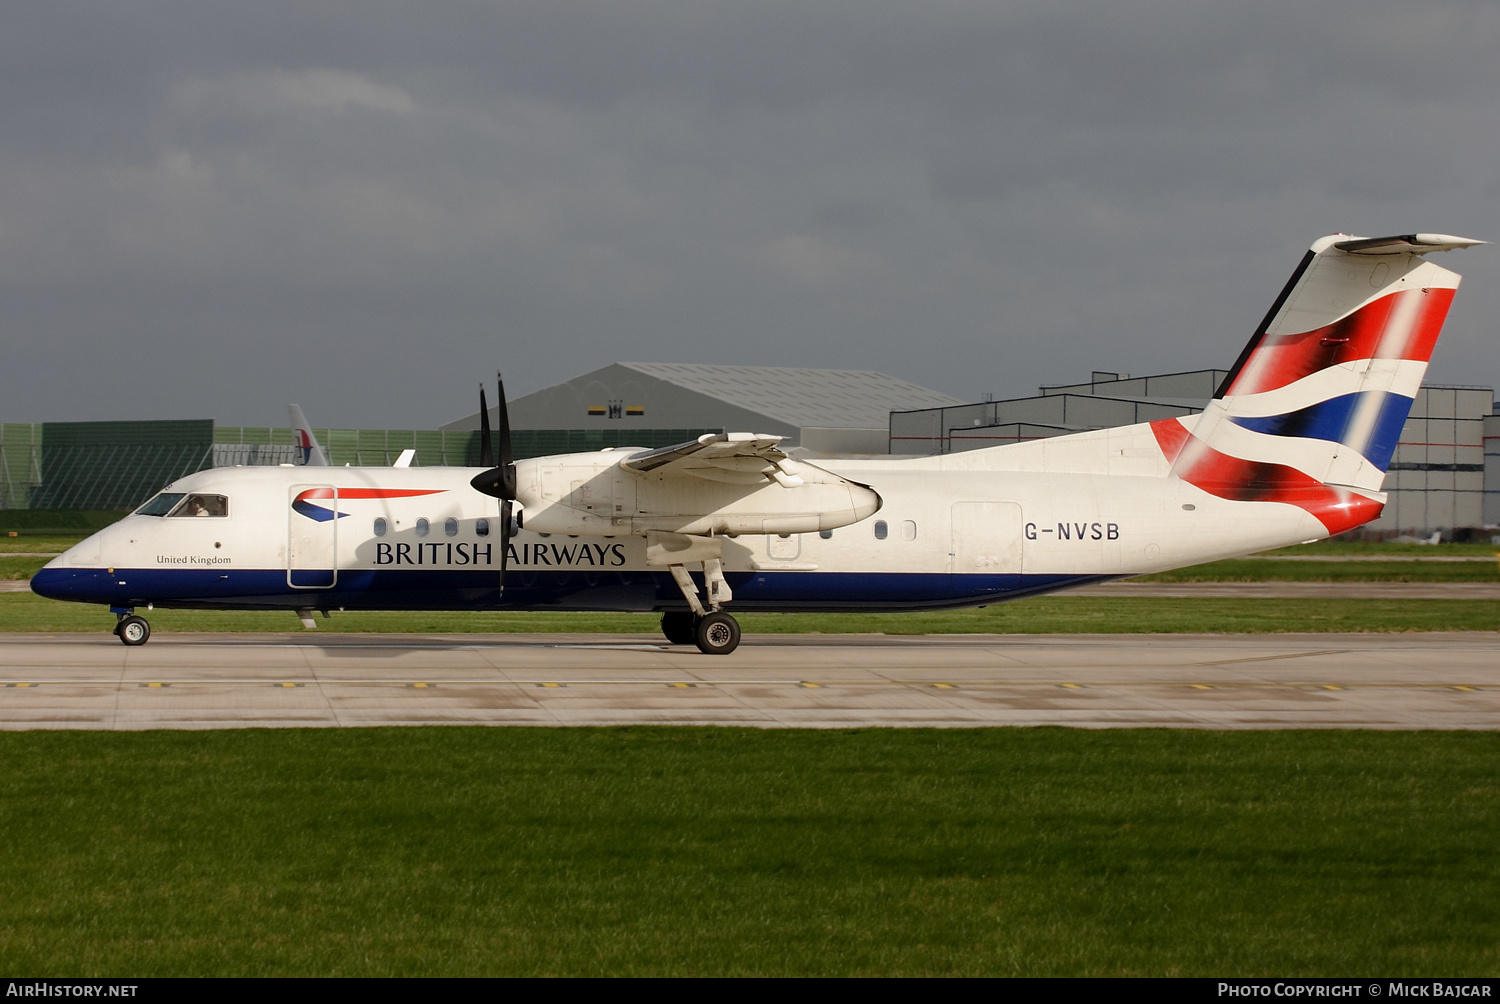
[4,0,1498,429]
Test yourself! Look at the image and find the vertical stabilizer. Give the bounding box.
[289,405,330,467]
[1152,234,1482,534]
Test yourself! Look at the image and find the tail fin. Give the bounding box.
[1152,233,1484,534]
[289,404,330,467]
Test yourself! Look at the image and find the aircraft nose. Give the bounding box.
[29,565,114,604]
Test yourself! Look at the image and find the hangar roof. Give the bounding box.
[441,362,964,434]
[615,362,964,429]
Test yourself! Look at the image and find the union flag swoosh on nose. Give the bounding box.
[292,488,447,521]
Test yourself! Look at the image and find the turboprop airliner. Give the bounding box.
[31,233,1484,653]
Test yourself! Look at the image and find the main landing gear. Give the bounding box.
[648,532,743,655]
[659,609,743,655]
[113,612,151,646]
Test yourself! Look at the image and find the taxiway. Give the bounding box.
[2,631,1497,731]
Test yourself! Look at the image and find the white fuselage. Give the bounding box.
[33,417,1334,615]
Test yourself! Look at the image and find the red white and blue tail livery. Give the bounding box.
[33,233,1485,653]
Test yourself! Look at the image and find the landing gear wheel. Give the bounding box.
[117,615,151,647]
[694,611,741,656]
[661,611,697,645]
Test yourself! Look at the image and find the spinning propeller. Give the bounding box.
[470,373,517,594]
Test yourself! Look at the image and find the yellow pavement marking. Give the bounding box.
[931,683,957,689]
[6,683,35,688]
[537,682,565,688]
[668,682,696,688]
[1060,683,1084,689]
[275,682,304,688]
[407,682,434,689]
[139,682,169,688]
[1190,684,1213,690]
[1320,684,1344,691]
[799,682,821,688]
[1452,685,1478,692]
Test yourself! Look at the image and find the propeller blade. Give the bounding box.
[496,371,516,498]
[469,372,519,501]
[468,372,519,598]
[498,498,512,597]
[478,384,494,468]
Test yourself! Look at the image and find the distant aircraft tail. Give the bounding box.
[289,404,330,467]
[1151,233,1484,534]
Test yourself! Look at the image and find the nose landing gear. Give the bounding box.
[113,612,151,646]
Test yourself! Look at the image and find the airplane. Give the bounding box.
[290,403,415,468]
[30,232,1485,654]
[289,404,329,467]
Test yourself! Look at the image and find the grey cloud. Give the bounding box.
[1,1,1497,428]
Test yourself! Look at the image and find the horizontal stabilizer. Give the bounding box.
[1332,233,1487,255]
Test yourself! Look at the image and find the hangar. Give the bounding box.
[440,362,965,457]
[0,364,960,511]
[5,361,1495,534]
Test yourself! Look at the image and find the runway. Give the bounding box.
[2,631,1498,731]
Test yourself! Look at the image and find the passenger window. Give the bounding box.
[902,520,917,541]
[171,494,228,517]
[874,520,888,540]
[444,517,459,537]
[374,518,387,537]
[476,518,490,537]
[415,518,429,538]
[819,530,833,539]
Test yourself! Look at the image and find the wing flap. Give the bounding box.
[624,433,800,485]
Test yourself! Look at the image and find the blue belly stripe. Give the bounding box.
[30,566,1116,614]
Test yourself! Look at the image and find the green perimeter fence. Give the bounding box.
[1,422,720,510]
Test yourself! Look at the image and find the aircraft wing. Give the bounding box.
[623,433,806,486]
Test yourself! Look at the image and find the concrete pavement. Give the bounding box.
[2,631,1497,731]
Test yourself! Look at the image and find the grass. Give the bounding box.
[0,727,1496,976]
[0,535,98,554]
[3,592,1496,635]
[0,509,125,535]
[1276,540,1499,556]
[1142,558,1500,582]
[0,556,50,579]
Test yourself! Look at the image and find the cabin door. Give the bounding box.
[949,502,1024,575]
[288,484,339,588]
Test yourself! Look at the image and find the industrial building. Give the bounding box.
[890,369,1500,535]
[441,362,965,456]
[1,363,961,511]
[6,360,1496,534]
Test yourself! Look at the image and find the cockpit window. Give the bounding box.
[135,492,185,516]
[168,494,229,517]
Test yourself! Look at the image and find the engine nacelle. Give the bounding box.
[515,451,881,537]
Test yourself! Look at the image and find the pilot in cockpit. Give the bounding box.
[183,494,227,517]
